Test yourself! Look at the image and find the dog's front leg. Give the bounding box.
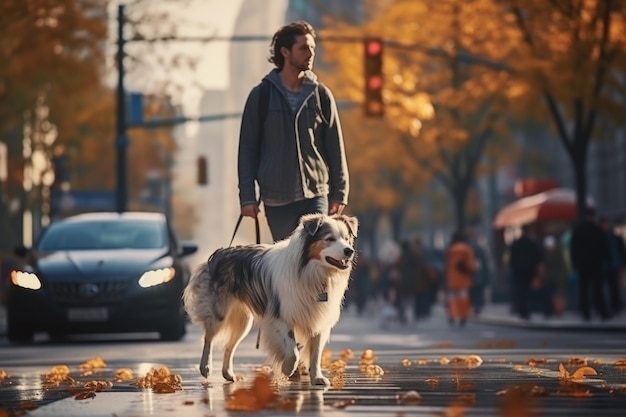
[308,330,330,386]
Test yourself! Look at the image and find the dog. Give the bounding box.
[183,213,358,386]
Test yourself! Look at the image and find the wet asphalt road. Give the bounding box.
[1,304,626,416]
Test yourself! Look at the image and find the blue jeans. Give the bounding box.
[264,196,328,242]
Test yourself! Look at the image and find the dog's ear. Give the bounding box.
[337,215,359,238]
[300,214,324,236]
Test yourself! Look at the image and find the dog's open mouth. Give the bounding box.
[325,256,350,270]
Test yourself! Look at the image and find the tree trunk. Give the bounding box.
[572,147,588,221]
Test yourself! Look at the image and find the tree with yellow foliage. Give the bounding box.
[503,0,626,219]
[321,0,519,233]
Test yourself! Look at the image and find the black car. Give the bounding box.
[7,212,198,343]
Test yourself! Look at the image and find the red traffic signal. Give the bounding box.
[363,38,384,117]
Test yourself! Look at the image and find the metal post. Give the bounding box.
[116,4,127,213]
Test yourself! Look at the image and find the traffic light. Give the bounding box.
[197,156,208,185]
[363,38,384,117]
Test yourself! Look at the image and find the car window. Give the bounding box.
[37,220,167,251]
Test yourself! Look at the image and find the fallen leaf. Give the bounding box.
[329,359,347,374]
[0,370,10,381]
[74,391,96,400]
[132,366,182,392]
[569,366,597,382]
[331,374,344,390]
[440,357,451,365]
[402,359,412,367]
[525,358,548,367]
[568,357,588,366]
[425,377,439,386]
[339,348,354,360]
[558,363,597,382]
[83,380,112,392]
[79,356,107,376]
[397,390,422,403]
[114,368,134,382]
[417,359,429,366]
[613,359,626,367]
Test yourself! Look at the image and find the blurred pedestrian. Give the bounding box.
[393,239,420,324]
[444,231,476,326]
[542,235,568,317]
[509,224,544,320]
[599,217,626,316]
[410,237,437,320]
[466,228,492,316]
[237,21,349,241]
[570,208,611,321]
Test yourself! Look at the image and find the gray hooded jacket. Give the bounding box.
[238,69,349,207]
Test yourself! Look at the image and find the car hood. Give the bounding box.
[31,249,169,280]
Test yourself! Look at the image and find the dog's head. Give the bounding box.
[297,213,358,272]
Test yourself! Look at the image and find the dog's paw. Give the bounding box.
[200,364,210,378]
[222,368,236,382]
[311,374,330,386]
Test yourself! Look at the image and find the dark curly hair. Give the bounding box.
[268,21,316,70]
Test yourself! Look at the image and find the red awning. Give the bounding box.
[493,188,594,228]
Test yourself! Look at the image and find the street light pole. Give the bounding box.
[116,4,128,213]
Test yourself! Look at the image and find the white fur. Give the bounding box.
[183,213,358,386]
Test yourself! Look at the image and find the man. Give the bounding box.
[570,209,611,320]
[237,21,349,241]
[509,224,544,320]
[599,217,626,315]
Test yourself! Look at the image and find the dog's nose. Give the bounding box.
[344,247,354,257]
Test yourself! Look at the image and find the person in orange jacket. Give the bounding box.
[445,231,477,326]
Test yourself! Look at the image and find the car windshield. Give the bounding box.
[37,219,167,251]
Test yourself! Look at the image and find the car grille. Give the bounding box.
[49,281,131,304]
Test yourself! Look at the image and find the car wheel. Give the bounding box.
[7,321,34,344]
[160,313,186,341]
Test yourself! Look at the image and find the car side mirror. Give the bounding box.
[180,242,198,257]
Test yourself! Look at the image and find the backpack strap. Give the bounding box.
[315,82,331,125]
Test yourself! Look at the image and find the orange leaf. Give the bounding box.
[569,366,597,382]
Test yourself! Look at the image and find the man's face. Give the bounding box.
[285,33,315,72]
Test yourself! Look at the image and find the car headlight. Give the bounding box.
[10,270,42,290]
[138,267,176,288]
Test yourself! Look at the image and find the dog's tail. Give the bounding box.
[183,263,212,327]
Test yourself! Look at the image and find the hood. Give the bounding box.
[32,249,168,281]
[264,68,318,89]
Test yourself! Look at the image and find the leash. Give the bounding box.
[228,213,260,247]
[228,206,262,349]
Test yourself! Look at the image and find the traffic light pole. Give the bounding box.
[116,4,128,213]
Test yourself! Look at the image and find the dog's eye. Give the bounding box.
[326,236,336,242]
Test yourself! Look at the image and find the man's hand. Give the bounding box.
[241,203,259,218]
[329,202,345,215]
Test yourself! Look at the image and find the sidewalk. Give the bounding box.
[474,302,626,332]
